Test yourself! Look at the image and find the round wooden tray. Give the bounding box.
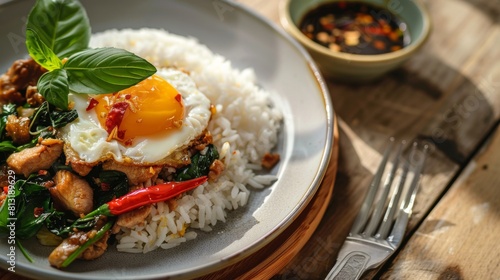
[199,118,340,280]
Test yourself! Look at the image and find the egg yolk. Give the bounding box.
[93,74,185,143]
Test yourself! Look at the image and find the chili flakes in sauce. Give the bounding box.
[299,1,410,55]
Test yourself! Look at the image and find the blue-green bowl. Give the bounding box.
[280,0,431,82]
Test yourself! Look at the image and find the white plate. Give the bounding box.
[0,0,334,279]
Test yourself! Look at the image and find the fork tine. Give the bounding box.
[363,141,405,237]
[388,143,428,246]
[376,150,409,239]
[350,138,395,235]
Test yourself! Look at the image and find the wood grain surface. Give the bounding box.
[382,126,500,279]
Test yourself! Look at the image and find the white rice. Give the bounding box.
[89,29,282,253]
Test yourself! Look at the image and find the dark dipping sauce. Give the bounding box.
[299,1,410,55]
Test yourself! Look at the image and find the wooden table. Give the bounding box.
[1,0,499,279]
[233,0,500,279]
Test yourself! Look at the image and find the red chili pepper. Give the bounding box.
[86,176,207,218]
[105,101,129,134]
[321,23,335,30]
[3,186,8,194]
[34,207,44,217]
[117,130,126,139]
[364,26,384,35]
[175,94,182,103]
[86,98,99,111]
[100,182,111,191]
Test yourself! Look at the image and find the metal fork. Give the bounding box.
[325,139,427,280]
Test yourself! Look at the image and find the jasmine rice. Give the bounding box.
[89,29,282,253]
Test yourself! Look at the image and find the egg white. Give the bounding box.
[60,68,212,164]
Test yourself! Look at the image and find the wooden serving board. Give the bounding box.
[199,118,340,280]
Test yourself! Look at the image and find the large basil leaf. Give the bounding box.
[25,29,62,71]
[64,48,157,94]
[27,0,90,58]
[38,69,70,110]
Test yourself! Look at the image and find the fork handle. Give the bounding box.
[325,251,370,280]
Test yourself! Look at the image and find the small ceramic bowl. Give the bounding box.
[279,0,431,82]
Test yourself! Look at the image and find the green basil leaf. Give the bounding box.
[25,29,62,71]
[27,0,90,58]
[64,47,157,94]
[38,69,70,110]
[15,138,38,152]
[0,192,10,237]
[93,170,129,206]
[0,180,49,239]
[31,101,78,131]
[48,214,100,237]
[0,141,17,153]
[0,103,16,139]
[175,144,219,181]
[13,180,51,239]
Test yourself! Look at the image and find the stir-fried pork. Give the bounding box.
[208,159,225,182]
[48,217,110,268]
[50,170,93,216]
[6,138,63,177]
[115,205,152,229]
[0,59,45,105]
[5,114,31,145]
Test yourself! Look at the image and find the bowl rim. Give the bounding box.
[278,0,432,63]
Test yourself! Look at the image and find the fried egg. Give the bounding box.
[60,68,211,164]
